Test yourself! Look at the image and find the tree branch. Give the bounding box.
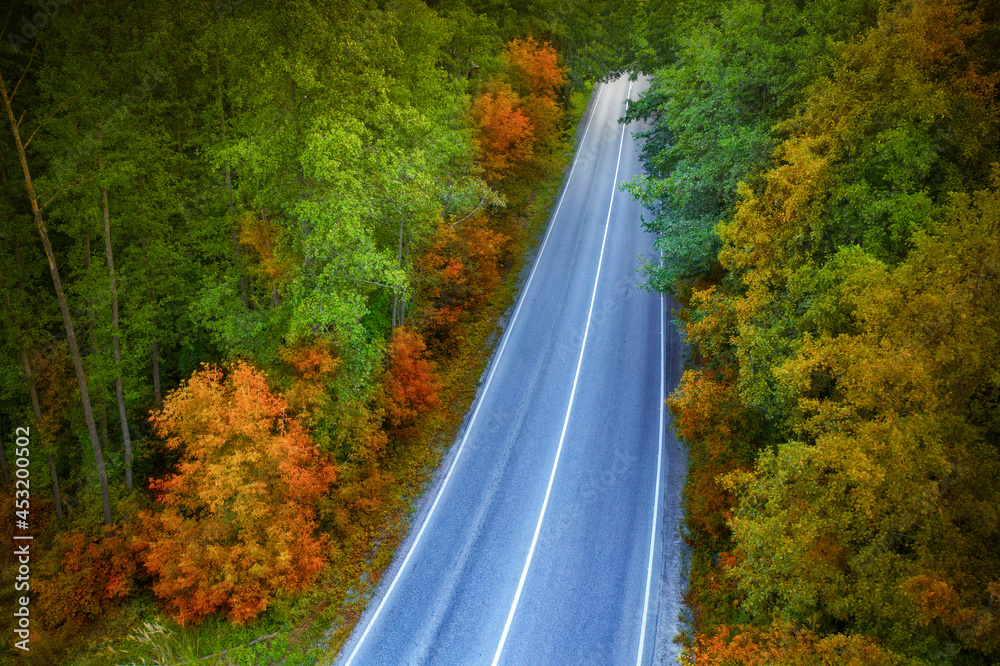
[24,84,93,150]
[449,194,487,228]
[38,170,98,210]
[10,38,39,103]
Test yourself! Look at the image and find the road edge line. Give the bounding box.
[340,81,607,666]
[636,287,666,664]
[491,78,633,666]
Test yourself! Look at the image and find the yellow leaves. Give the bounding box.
[676,1,1000,658]
[238,210,295,286]
[143,362,336,624]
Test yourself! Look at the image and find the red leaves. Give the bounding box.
[35,509,143,630]
[418,217,508,350]
[471,39,566,184]
[472,86,536,182]
[142,362,336,624]
[382,327,441,433]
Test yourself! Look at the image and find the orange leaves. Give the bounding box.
[682,621,901,666]
[903,575,1000,654]
[382,327,441,434]
[471,39,566,184]
[280,338,340,416]
[35,510,143,630]
[472,86,536,182]
[502,38,565,99]
[142,362,336,624]
[239,210,294,287]
[418,216,508,350]
[671,370,753,548]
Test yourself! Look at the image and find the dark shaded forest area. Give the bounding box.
[0,0,640,661]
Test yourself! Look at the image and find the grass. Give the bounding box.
[27,81,598,666]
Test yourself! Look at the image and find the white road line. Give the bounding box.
[340,82,607,666]
[491,79,633,666]
[636,289,666,665]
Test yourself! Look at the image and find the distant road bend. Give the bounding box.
[335,75,687,666]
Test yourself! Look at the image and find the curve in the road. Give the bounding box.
[490,80,633,666]
[341,81,608,666]
[336,75,686,666]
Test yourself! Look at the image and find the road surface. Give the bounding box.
[336,75,687,666]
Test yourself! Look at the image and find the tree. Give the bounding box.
[382,327,441,439]
[0,66,114,529]
[141,362,336,623]
[725,176,1000,658]
[623,0,880,291]
[418,214,507,350]
[472,85,536,182]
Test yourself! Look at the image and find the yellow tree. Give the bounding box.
[141,362,337,623]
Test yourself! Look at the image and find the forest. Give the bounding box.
[0,0,643,662]
[2,0,998,663]
[626,0,1000,663]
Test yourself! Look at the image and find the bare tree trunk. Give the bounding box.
[0,72,113,529]
[99,151,132,490]
[7,238,64,518]
[83,231,111,450]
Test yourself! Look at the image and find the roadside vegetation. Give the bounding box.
[0,0,634,662]
[627,0,1000,662]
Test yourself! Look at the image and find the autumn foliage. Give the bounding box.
[659,0,1000,662]
[472,86,536,182]
[682,621,903,666]
[239,210,294,288]
[140,362,336,623]
[382,327,441,435]
[35,518,143,630]
[418,216,508,350]
[472,39,566,185]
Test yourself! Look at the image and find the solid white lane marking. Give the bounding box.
[341,82,607,666]
[491,79,633,666]
[636,289,666,665]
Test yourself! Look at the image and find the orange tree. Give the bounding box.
[382,326,441,443]
[139,362,336,623]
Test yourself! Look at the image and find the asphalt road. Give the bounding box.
[335,75,687,666]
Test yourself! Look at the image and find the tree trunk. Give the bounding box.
[7,238,64,518]
[0,72,113,529]
[83,231,111,451]
[99,152,132,490]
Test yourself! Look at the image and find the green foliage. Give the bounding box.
[648,0,1000,661]
[625,0,880,290]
